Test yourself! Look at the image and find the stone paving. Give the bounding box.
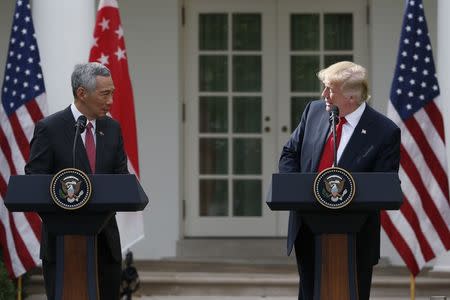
[26,295,435,300]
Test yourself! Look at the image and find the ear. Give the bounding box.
[348,94,357,104]
[76,86,87,100]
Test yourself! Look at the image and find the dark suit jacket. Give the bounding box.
[279,100,400,264]
[25,105,128,262]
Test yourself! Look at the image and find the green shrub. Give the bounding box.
[0,256,15,300]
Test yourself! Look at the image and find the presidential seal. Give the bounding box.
[313,167,355,209]
[50,168,92,210]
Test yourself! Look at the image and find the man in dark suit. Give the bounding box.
[25,62,127,300]
[279,61,401,300]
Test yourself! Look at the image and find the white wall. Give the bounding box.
[370,0,439,265]
[0,2,16,84]
[434,0,450,272]
[32,0,95,114]
[119,0,182,259]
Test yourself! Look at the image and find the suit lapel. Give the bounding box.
[338,105,375,169]
[61,106,91,173]
[311,109,331,171]
[95,118,106,173]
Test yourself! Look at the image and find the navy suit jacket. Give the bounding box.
[279,100,400,264]
[25,106,128,262]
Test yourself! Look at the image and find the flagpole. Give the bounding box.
[17,275,22,300]
[410,273,415,300]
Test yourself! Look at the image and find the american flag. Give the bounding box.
[0,0,45,278]
[89,0,144,250]
[383,0,450,276]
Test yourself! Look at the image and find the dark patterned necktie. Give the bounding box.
[85,122,96,173]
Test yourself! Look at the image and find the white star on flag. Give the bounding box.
[97,53,109,65]
[99,17,110,31]
[115,26,124,39]
[115,47,126,61]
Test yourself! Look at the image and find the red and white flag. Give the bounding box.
[1,0,45,277]
[89,0,144,250]
[384,0,450,276]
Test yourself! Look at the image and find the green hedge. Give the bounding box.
[0,253,16,300]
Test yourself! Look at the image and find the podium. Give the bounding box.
[5,174,149,300]
[267,172,402,300]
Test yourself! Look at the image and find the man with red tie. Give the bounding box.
[279,61,401,300]
[25,62,127,300]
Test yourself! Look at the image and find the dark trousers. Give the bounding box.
[42,238,121,300]
[294,226,373,300]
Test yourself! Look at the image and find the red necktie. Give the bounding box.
[85,122,96,173]
[317,117,347,172]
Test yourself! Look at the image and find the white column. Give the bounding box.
[434,0,450,273]
[32,0,95,114]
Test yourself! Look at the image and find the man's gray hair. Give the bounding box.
[71,62,111,97]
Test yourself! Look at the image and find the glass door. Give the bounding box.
[184,0,278,236]
[183,0,369,237]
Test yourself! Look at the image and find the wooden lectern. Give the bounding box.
[5,174,149,300]
[267,172,402,300]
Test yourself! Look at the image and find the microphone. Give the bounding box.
[75,115,87,134]
[329,106,339,167]
[73,115,87,168]
[329,105,339,124]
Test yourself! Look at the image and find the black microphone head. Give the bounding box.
[329,105,339,123]
[75,115,87,133]
[329,105,339,116]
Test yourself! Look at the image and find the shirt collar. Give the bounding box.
[343,102,366,129]
[70,103,96,130]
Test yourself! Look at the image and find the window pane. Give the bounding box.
[233,55,261,92]
[291,14,319,51]
[291,97,313,132]
[291,55,320,92]
[233,14,261,51]
[233,138,261,174]
[199,55,228,92]
[200,179,228,216]
[199,97,228,133]
[233,180,262,216]
[199,14,228,50]
[324,55,353,68]
[200,138,228,174]
[233,97,261,133]
[324,14,353,50]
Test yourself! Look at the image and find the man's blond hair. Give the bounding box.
[317,61,369,103]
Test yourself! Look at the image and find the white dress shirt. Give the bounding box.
[70,103,97,145]
[336,102,366,163]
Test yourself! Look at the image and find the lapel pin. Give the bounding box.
[361,129,367,134]
[96,130,104,136]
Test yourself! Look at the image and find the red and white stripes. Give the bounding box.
[0,94,46,277]
[384,100,450,276]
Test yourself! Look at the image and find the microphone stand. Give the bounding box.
[332,116,337,167]
[329,107,339,167]
[73,116,87,168]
